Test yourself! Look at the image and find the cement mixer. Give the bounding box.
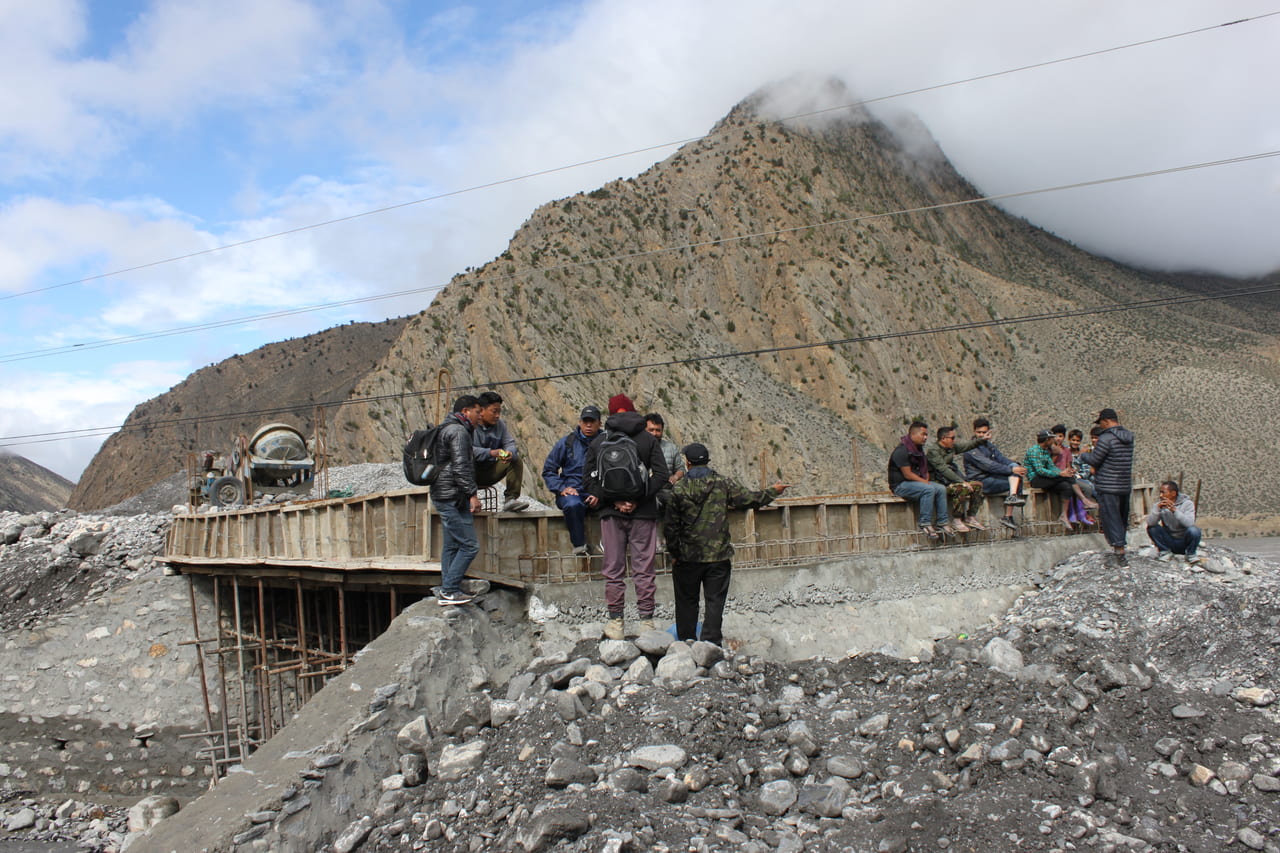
[192,422,317,508]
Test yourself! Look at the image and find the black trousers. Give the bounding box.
[1030,475,1075,504]
[1096,492,1131,549]
[672,559,732,645]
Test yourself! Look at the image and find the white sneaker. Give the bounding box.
[1156,551,1173,562]
[502,498,529,512]
[572,545,590,557]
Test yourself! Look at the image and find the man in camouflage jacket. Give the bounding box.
[663,443,788,646]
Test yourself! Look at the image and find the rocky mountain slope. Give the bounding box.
[0,453,73,513]
[69,316,408,510]
[71,82,1280,520]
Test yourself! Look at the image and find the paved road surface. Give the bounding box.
[1228,537,1280,562]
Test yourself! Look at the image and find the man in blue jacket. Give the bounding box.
[542,405,602,556]
[964,417,1027,532]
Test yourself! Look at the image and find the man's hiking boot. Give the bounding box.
[603,618,626,640]
[635,617,657,634]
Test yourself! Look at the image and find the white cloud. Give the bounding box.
[0,358,188,481]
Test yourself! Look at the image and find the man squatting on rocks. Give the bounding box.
[663,442,788,645]
[471,391,529,512]
[889,421,955,541]
[541,405,602,556]
[430,396,483,605]
[584,394,669,640]
[926,425,985,532]
[1077,407,1135,568]
[1147,480,1202,565]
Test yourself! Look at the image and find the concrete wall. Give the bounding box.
[532,534,1104,659]
[0,571,215,798]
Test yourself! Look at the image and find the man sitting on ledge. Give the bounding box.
[1146,480,1202,565]
[964,417,1026,532]
[889,421,955,542]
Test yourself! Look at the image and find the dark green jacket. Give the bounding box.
[664,467,781,563]
[926,437,980,486]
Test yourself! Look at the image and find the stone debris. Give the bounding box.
[3,467,1280,852]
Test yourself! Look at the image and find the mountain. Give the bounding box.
[71,82,1280,521]
[0,453,74,513]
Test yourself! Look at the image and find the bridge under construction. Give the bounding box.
[163,483,1156,776]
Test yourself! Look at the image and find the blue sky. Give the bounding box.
[1,0,1278,481]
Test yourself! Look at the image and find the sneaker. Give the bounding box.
[1115,551,1129,567]
[964,516,985,531]
[437,590,474,606]
[1008,495,1027,506]
[603,617,625,640]
[502,498,530,512]
[1186,553,1202,566]
[1156,551,1173,563]
[998,516,1018,531]
[572,545,590,557]
[948,519,970,534]
[919,524,940,541]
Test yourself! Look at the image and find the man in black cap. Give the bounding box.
[541,405,602,556]
[1078,407,1135,567]
[663,442,789,646]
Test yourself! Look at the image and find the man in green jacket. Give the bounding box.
[926,425,985,531]
[663,443,789,646]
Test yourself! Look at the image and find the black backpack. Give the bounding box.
[592,429,649,500]
[402,425,444,486]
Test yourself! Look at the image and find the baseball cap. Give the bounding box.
[580,405,601,421]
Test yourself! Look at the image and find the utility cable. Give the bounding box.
[2,279,1276,449]
[2,147,1277,364]
[2,9,1275,303]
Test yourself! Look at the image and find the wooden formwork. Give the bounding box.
[165,484,1157,587]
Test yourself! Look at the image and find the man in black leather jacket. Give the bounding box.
[430,395,482,604]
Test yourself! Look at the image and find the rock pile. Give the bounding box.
[0,510,170,631]
[272,545,1279,853]
[0,790,127,850]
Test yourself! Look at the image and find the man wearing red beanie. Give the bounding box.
[584,393,669,639]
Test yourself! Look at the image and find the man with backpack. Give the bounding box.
[431,395,483,605]
[583,394,669,640]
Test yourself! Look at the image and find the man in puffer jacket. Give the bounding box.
[1078,407,1135,567]
[429,395,482,605]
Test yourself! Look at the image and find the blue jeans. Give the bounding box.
[436,498,478,593]
[555,492,588,547]
[1148,524,1201,556]
[893,481,949,527]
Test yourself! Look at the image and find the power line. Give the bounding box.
[3,8,1275,304]
[3,147,1277,364]
[2,280,1275,449]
